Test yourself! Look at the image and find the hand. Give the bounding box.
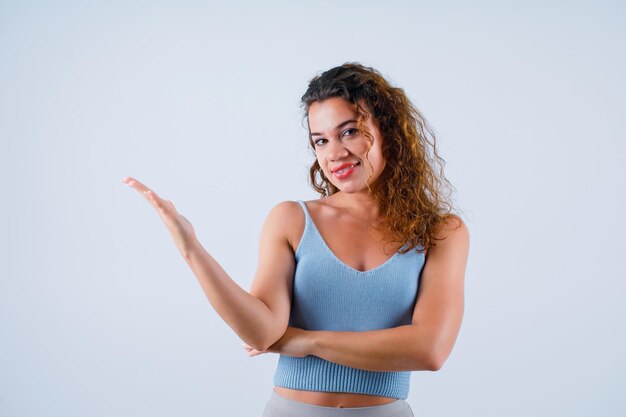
[122,176,198,257]
[242,327,313,358]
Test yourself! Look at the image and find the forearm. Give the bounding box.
[182,239,273,350]
[310,324,439,372]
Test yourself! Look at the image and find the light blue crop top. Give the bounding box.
[272,200,426,399]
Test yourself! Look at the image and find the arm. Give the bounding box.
[184,201,296,351]
[311,325,434,372]
[123,177,294,352]
[310,215,469,372]
[248,215,470,371]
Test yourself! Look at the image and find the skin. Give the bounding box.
[242,97,470,407]
[122,96,469,409]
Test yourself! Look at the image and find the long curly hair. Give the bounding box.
[301,62,461,254]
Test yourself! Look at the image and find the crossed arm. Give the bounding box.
[244,216,470,373]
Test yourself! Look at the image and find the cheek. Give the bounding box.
[315,154,331,175]
[351,140,372,156]
[363,150,386,174]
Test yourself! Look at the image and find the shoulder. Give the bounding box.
[267,200,302,215]
[434,214,469,238]
[422,214,470,287]
[429,214,470,254]
[264,200,306,252]
[264,200,304,227]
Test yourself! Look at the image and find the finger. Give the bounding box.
[145,191,171,214]
[143,189,158,204]
[121,177,166,208]
[241,343,264,356]
[121,176,144,189]
[122,176,154,195]
[243,344,257,353]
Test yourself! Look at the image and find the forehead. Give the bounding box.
[308,97,357,129]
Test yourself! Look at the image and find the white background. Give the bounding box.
[1,1,625,416]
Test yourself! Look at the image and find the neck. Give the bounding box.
[330,191,380,220]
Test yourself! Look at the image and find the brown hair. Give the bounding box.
[301,62,462,254]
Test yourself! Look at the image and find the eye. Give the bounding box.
[313,138,327,146]
[343,128,357,136]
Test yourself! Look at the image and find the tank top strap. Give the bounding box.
[294,199,322,258]
[296,200,311,226]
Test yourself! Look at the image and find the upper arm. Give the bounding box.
[248,201,299,349]
[412,215,470,369]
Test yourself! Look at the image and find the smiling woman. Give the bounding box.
[308,97,386,191]
[123,62,469,417]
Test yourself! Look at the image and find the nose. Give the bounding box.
[327,138,349,161]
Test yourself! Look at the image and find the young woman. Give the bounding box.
[122,62,469,417]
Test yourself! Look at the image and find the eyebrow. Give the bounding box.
[310,119,357,136]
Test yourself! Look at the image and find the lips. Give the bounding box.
[332,162,361,173]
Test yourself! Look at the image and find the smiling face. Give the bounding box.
[308,97,386,195]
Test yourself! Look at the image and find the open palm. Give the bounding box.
[122,176,197,257]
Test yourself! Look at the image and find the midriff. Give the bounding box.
[273,387,397,408]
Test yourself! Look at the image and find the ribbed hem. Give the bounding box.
[273,355,410,400]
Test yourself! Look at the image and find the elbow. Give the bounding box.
[410,351,443,371]
[242,330,276,352]
[250,335,276,352]
[427,354,445,372]
[431,345,456,371]
[257,340,275,352]
[241,315,287,351]
[417,329,455,371]
[254,328,286,352]
[421,350,447,372]
[248,341,267,352]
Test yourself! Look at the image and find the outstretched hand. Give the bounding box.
[122,176,198,257]
[242,327,313,358]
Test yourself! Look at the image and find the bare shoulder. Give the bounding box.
[434,214,469,239]
[264,200,305,253]
[268,200,303,216]
[429,214,470,256]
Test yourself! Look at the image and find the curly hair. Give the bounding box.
[301,62,461,254]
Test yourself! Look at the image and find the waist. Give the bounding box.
[273,387,397,408]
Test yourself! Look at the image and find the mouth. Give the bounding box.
[332,162,361,174]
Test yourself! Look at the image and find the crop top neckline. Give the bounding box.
[296,199,403,274]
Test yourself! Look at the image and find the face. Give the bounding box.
[308,97,386,195]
